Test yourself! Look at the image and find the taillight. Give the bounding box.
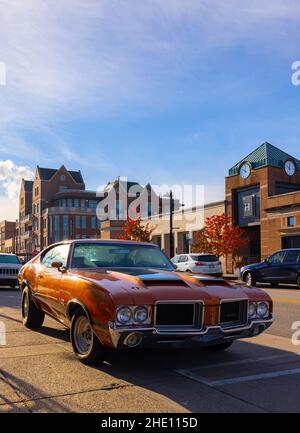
[195,262,205,266]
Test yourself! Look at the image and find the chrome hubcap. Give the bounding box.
[73,316,92,354]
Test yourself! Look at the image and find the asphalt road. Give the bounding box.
[0,283,300,413]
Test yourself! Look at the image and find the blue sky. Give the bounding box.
[1,0,300,219]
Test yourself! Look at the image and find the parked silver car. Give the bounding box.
[0,253,22,288]
[171,253,222,275]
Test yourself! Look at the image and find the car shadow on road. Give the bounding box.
[0,368,72,413]
[86,341,300,412]
[34,324,70,342]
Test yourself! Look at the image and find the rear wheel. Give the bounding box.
[70,312,104,365]
[245,271,256,287]
[22,287,45,328]
[205,342,233,351]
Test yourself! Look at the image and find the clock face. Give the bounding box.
[284,160,296,176]
[239,162,251,179]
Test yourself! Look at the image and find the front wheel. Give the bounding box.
[205,341,233,351]
[22,287,45,328]
[245,271,256,287]
[70,312,104,365]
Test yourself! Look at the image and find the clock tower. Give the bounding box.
[225,142,300,271]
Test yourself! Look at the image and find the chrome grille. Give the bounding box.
[220,300,248,329]
[155,302,203,330]
[0,268,18,276]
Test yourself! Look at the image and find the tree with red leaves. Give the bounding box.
[193,214,248,258]
[119,217,156,243]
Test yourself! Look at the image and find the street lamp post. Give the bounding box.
[169,190,174,259]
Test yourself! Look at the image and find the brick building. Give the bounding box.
[226,142,300,268]
[18,165,101,255]
[100,178,179,239]
[0,220,17,253]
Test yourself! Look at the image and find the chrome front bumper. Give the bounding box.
[108,315,275,349]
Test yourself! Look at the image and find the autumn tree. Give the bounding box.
[193,214,248,258]
[119,217,156,242]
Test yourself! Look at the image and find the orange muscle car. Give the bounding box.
[19,240,274,364]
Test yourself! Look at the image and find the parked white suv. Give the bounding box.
[0,253,22,288]
[171,253,222,276]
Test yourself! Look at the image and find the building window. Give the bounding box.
[76,234,81,239]
[89,200,97,209]
[54,216,60,242]
[68,199,72,207]
[91,216,96,230]
[75,215,80,229]
[287,216,295,227]
[74,199,79,207]
[81,199,85,208]
[82,216,87,229]
[59,186,68,192]
[49,216,53,240]
[63,215,69,239]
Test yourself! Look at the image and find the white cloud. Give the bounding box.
[0,160,34,220]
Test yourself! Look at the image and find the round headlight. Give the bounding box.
[257,302,269,318]
[117,307,132,324]
[248,302,256,318]
[134,306,149,323]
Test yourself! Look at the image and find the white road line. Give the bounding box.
[183,353,298,372]
[176,367,300,387]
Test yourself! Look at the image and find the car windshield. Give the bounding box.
[71,243,174,270]
[0,255,20,264]
[190,254,219,262]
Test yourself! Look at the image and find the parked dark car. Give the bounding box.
[241,249,300,288]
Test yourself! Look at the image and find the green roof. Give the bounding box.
[228,142,300,176]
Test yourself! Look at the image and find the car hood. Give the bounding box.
[241,262,266,271]
[0,263,21,270]
[71,267,270,304]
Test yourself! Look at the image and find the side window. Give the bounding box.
[41,247,56,268]
[51,245,70,268]
[269,251,285,264]
[179,255,188,263]
[41,245,70,268]
[171,256,179,263]
[283,251,300,264]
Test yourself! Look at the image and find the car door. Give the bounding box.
[281,250,300,283]
[36,244,70,319]
[260,251,286,282]
[178,255,189,271]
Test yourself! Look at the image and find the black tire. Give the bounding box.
[70,311,104,365]
[22,287,45,329]
[244,271,256,287]
[297,275,300,289]
[205,341,233,351]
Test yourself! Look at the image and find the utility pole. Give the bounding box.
[169,190,174,258]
